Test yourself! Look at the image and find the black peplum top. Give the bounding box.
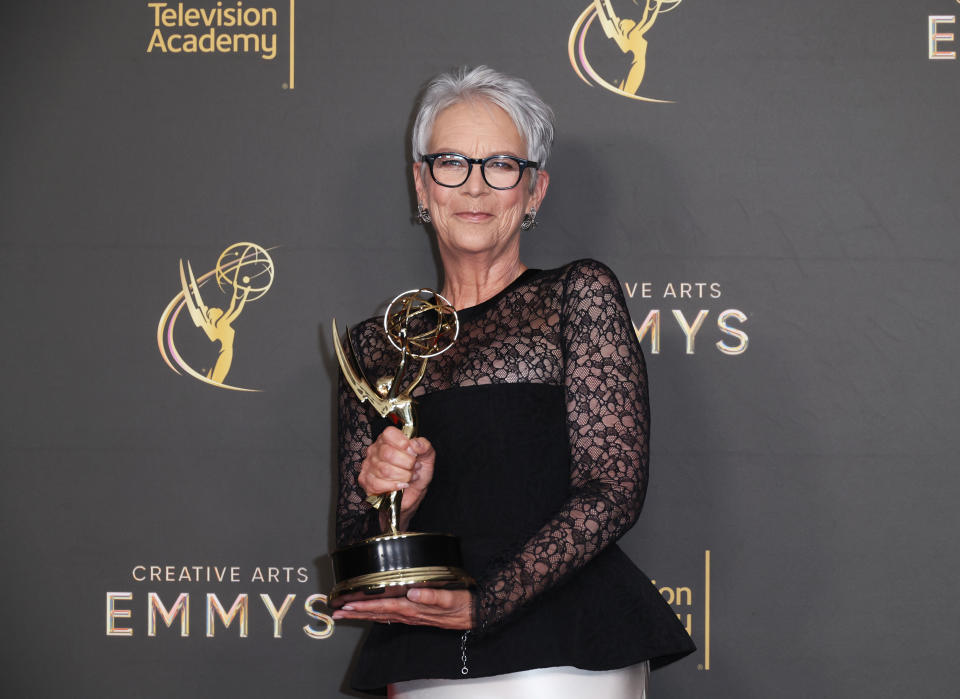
[335,259,695,693]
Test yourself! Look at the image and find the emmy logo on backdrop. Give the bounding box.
[569,0,682,102]
[158,243,275,391]
[328,289,474,607]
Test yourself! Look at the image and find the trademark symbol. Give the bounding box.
[282,82,289,90]
[697,664,704,671]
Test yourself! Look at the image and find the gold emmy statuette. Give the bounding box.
[329,289,474,608]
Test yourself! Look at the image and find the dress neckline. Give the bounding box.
[454,267,542,322]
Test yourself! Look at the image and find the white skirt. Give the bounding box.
[389,662,649,699]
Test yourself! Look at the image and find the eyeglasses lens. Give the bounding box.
[431,155,470,186]
[482,157,521,189]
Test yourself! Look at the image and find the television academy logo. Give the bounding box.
[157,242,275,391]
[569,0,682,102]
[651,550,712,671]
[145,1,297,88]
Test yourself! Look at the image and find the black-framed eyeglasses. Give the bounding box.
[421,153,539,190]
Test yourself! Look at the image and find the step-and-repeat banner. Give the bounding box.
[2,1,957,697]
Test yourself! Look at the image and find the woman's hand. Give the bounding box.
[331,588,474,630]
[359,426,435,530]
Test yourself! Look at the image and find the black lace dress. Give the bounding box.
[336,259,695,693]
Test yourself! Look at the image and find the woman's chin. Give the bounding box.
[441,231,516,258]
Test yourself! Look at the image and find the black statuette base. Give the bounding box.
[329,532,474,608]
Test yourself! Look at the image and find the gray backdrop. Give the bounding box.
[2,1,958,697]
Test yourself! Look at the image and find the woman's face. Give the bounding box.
[413,100,549,260]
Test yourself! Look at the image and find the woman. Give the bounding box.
[333,66,694,697]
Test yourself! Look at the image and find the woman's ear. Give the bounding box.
[412,162,427,204]
[531,169,550,211]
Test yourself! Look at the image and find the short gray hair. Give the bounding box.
[411,66,555,190]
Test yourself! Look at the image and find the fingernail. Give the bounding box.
[341,605,355,611]
[332,612,344,619]
[396,482,409,489]
[406,447,416,456]
[411,473,419,482]
[407,588,421,601]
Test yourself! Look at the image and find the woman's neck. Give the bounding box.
[440,254,527,310]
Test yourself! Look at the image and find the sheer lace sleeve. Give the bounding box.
[473,260,649,630]
[335,368,383,547]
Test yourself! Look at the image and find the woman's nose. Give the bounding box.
[462,163,488,195]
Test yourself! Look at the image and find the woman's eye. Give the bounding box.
[488,158,518,171]
[437,157,466,169]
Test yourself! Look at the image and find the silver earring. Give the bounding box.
[416,202,432,224]
[520,207,537,231]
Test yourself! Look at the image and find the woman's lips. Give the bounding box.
[454,211,493,222]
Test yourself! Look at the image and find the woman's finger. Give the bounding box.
[408,436,434,457]
[378,426,412,449]
[332,597,418,620]
[369,442,416,471]
[406,587,453,608]
[366,457,413,482]
[358,474,407,495]
[334,590,452,616]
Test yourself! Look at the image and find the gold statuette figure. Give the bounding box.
[595,0,682,95]
[178,243,274,385]
[333,289,458,533]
